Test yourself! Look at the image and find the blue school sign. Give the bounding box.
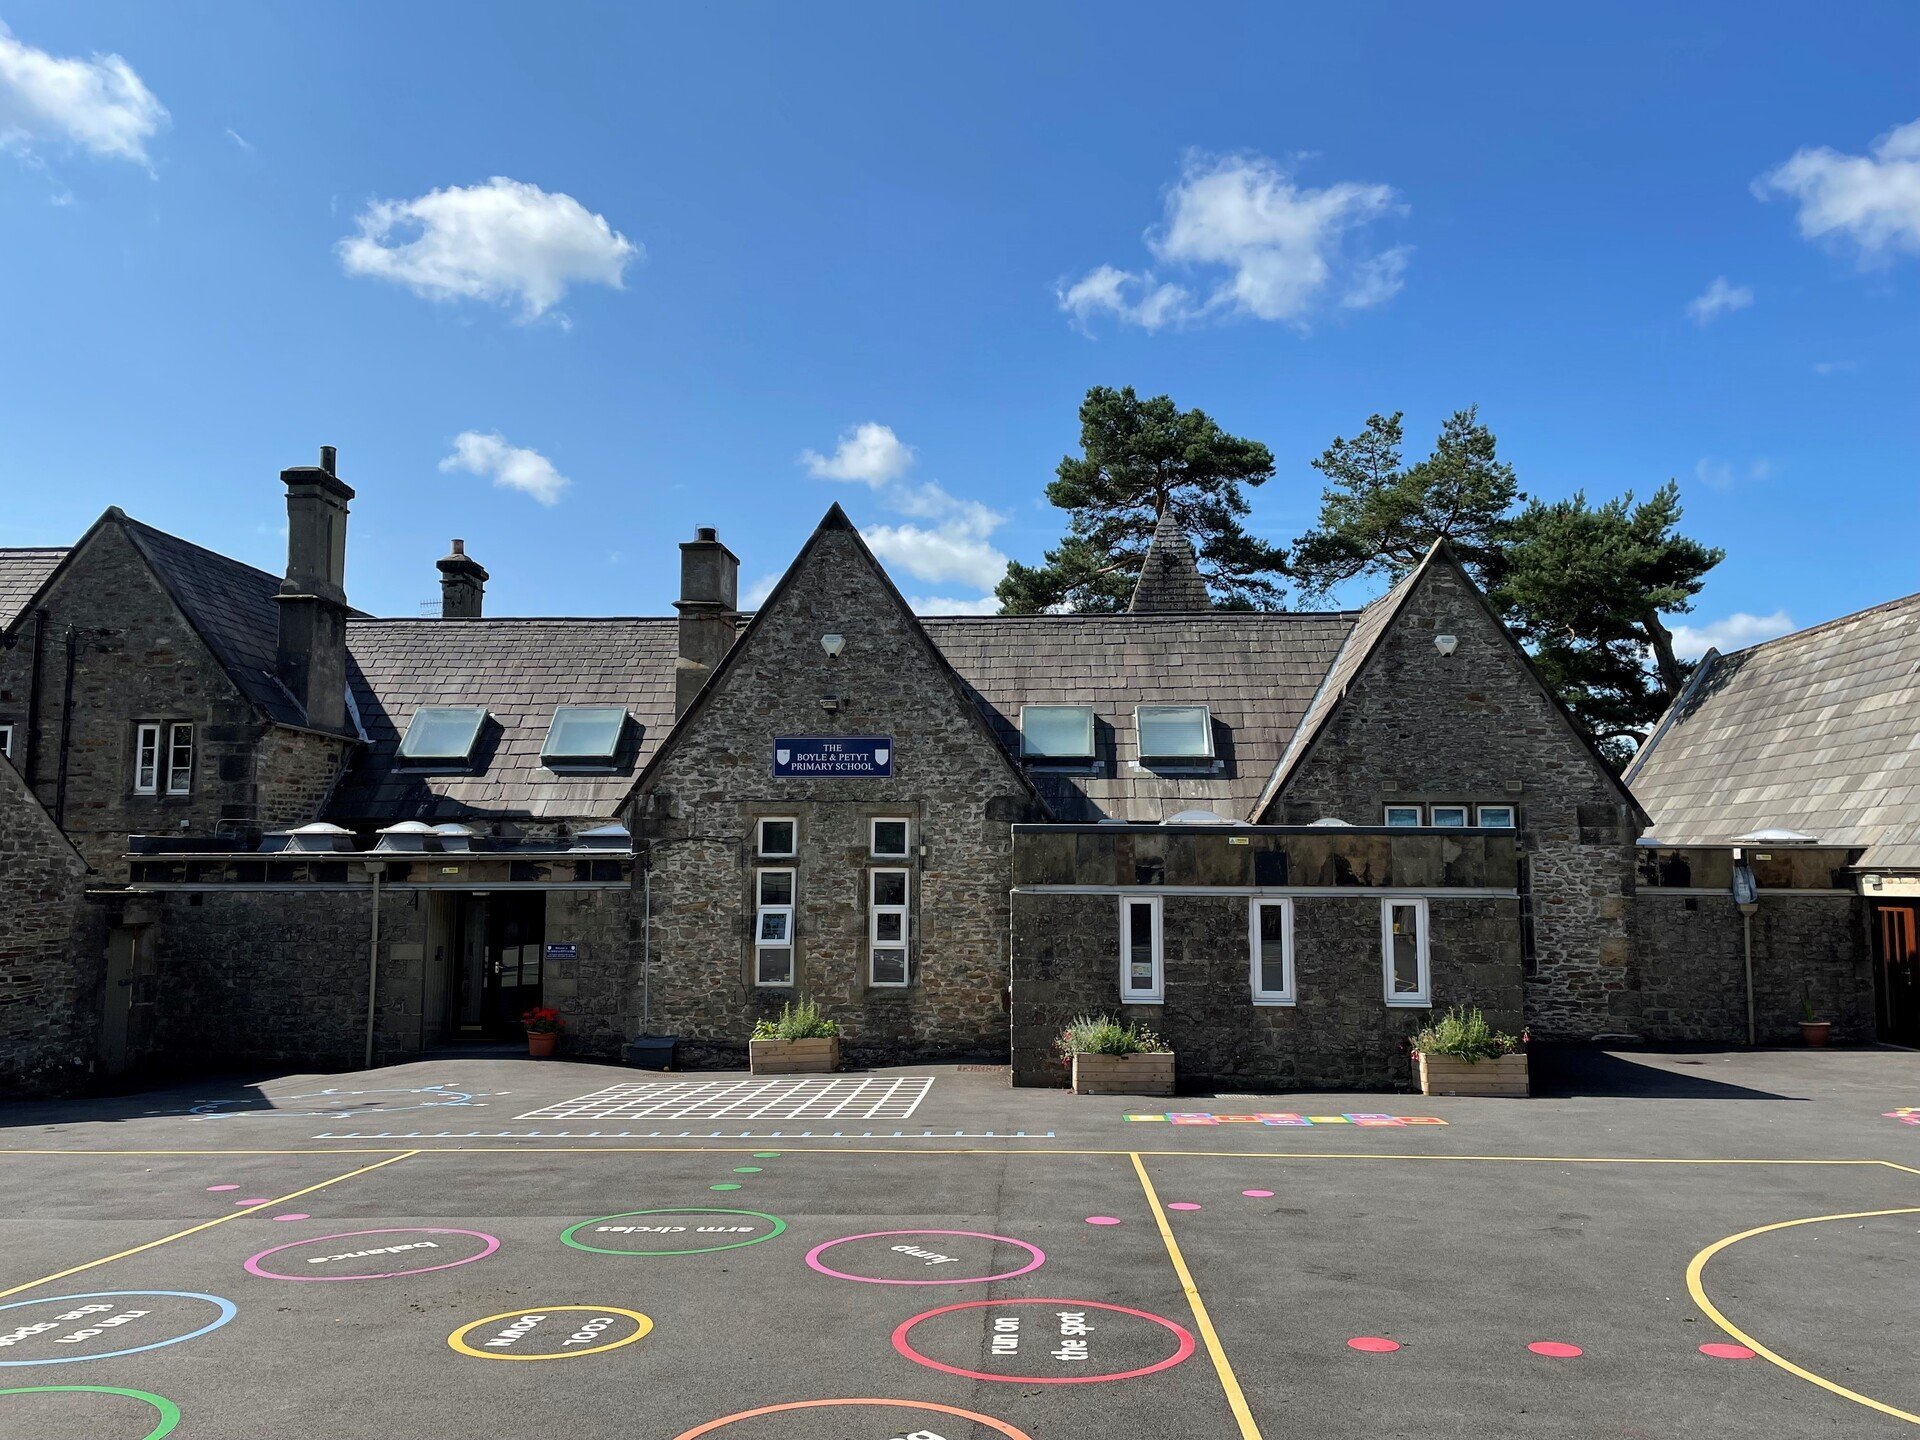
[772,736,893,778]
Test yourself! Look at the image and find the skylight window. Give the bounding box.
[1020,704,1095,760]
[542,705,628,765]
[397,706,488,762]
[1136,703,1214,761]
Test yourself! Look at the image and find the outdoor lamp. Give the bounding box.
[821,633,846,658]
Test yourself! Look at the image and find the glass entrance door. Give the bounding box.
[484,891,546,1036]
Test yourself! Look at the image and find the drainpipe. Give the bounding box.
[364,862,385,1068]
[641,857,652,1030]
[53,626,77,826]
[1733,852,1759,1045]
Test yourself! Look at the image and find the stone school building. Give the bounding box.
[1,447,1907,1095]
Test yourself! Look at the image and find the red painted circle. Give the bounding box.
[892,1298,1196,1384]
[1528,1341,1583,1358]
[1084,1216,1121,1226]
[672,1398,1032,1439]
[1347,1335,1400,1353]
[1699,1342,1756,1360]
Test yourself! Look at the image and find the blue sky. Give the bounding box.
[2,4,1915,652]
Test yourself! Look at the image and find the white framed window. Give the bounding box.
[1383,804,1422,827]
[133,723,162,795]
[1019,704,1095,761]
[1248,899,1295,1005]
[1429,805,1469,828]
[754,867,795,986]
[1381,898,1431,1007]
[757,816,797,858]
[397,706,488,763]
[0,723,13,760]
[1136,703,1214,761]
[1119,896,1164,1004]
[166,722,194,795]
[869,867,910,986]
[1476,804,1517,828]
[871,817,911,859]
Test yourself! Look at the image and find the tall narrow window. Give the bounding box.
[1381,898,1430,1006]
[166,722,194,795]
[1119,896,1164,1003]
[869,868,910,986]
[133,723,161,795]
[1249,899,1295,1005]
[754,868,795,986]
[0,724,13,760]
[871,817,910,859]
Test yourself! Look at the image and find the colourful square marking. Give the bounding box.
[1214,1115,1264,1124]
[1306,1116,1351,1124]
[1399,1116,1448,1125]
[1260,1116,1312,1126]
[1170,1116,1220,1126]
[1124,1114,1167,1122]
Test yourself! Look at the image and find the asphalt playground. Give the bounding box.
[1,1046,1917,1439]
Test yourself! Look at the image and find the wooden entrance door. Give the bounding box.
[1875,902,1920,1044]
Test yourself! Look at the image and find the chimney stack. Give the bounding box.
[274,445,354,733]
[437,538,488,619]
[674,525,739,717]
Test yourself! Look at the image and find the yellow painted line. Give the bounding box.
[1686,1205,1920,1427]
[0,1150,418,1300]
[1131,1151,1261,1440]
[1878,1160,1920,1178]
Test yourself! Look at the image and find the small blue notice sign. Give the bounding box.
[772,736,893,778]
[545,942,579,962]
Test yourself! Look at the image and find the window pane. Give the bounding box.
[136,727,159,790]
[1384,806,1421,827]
[1021,705,1094,758]
[872,871,907,907]
[1138,704,1212,758]
[1127,902,1157,989]
[1389,904,1421,993]
[759,819,795,855]
[1257,905,1288,992]
[542,706,627,761]
[871,948,907,985]
[758,912,790,943]
[873,819,909,856]
[875,912,904,944]
[1477,806,1516,828]
[399,707,487,760]
[757,948,793,985]
[1430,806,1468,828]
[168,724,193,793]
[758,870,792,906]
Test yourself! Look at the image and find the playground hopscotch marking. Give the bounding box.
[513,1076,936,1123]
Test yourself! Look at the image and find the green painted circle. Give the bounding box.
[753,1152,781,1159]
[732,1166,762,1173]
[0,1385,180,1439]
[560,1208,787,1257]
[710,1183,741,1191]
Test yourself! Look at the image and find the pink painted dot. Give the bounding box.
[272,1213,310,1223]
[1348,1336,1400,1353]
[1084,1216,1121,1226]
[1699,1342,1755,1360]
[234,1198,271,1207]
[206,1185,239,1192]
[1242,1189,1275,1198]
[1167,1202,1202,1212]
[1529,1341,1583,1358]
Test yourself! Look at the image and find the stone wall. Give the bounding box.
[1266,558,1641,1040]
[633,518,1034,1066]
[541,886,639,1059]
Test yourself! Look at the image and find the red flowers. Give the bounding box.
[522,1007,564,1034]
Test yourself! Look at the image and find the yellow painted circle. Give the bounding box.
[447,1305,654,1361]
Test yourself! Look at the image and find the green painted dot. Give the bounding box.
[753,1152,780,1159]
[710,1182,742,1191]
[732,1166,762,1174]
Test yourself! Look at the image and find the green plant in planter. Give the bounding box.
[1412,1006,1521,1064]
[752,1000,839,1041]
[1054,1013,1167,1064]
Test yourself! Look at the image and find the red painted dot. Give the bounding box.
[272,1213,310,1223]
[1167,1202,1201,1212]
[1085,1216,1121,1226]
[1699,1343,1755,1360]
[1347,1336,1400,1353]
[1242,1189,1275,1198]
[1528,1341,1583,1358]
[206,1184,238,1192]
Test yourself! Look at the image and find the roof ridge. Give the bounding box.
[118,512,286,592]
[1716,588,1920,659]
[920,609,1364,623]
[349,615,675,625]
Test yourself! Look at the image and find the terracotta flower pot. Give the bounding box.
[1799,1021,1832,1048]
[527,1031,559,1058]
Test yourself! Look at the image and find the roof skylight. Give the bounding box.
[542,705,628,765]
[397,706,488,762]
[1137,703,1214,760]
[1019,704,1095,760]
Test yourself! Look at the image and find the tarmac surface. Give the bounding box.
[1,1044,1916,1439]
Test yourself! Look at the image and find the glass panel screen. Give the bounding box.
[1257,905,1288,993]
[1137,704,1213,759]
[398,707,488,761]
[1020,705,1095,759]
[542,706,627,762]
[1388,903,1422,994]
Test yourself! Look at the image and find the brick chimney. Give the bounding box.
[273,445,353,733]
[437,538,488,618]
[674,525,739,717]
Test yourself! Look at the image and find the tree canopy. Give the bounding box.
[996,385,1288,613]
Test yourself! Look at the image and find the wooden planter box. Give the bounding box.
[749,1036,839,1074]
[1416,1051,1529,1097]
[1072,1051,1175,1096]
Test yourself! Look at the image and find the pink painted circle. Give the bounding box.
[892,1298,1195,1385]
[1347,1336,1400,1353]
[234,1198,270,1207]
[244,1227,500,1282]
[1528,1341,1583,1358]
[206,1184,239,1193]
[805,1230,1046,1286]
[1166,1202,1201,1212]
[1699,1342,1756,1360]
[1242,1189,1274,1198]
[1084,1216,1121,1226]
[272,1213,310,1223]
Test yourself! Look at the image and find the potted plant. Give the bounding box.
[1056,1014,1175,1096]
[522,1006,564,1058]
[1799,998,1832,1048]
[749,1001,840,1074]
[1412,1006,1528,1097]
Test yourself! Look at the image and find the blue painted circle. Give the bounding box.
[0,1292,236,1366]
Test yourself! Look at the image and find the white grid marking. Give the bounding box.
[514,1076,936,1123]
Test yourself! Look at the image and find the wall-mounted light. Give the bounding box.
[1434,634,1459,656]
[821,633,846,658]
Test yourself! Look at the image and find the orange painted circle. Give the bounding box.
[672,1398,1032,1440]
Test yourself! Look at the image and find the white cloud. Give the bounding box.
[1686,276,1753,325]
[224,127,252,151]
[1670,610,1796,660]
[1693,456,1778,491]
[1756,118,1920,260]
[439,431,570,505]
[864,522,1010,592]
[1812,359,1856,375]
[1059,151,1409,332]
[801,422,914,485]
[338,177,638,320]
[907,593,1004,616]
[0,20,167,166]
[743,572,781,609]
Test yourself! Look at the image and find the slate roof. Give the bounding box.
[1128,512,1212,612]
[330,618,678,823]
[0,548,68,628]
[926,611,1358,822]
[1626,591,1920,870]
